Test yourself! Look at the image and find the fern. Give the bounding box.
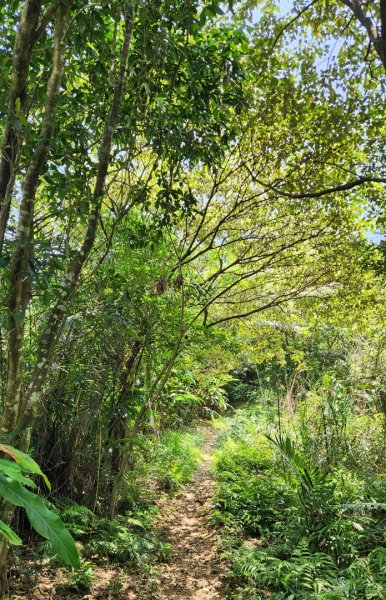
[58,499,95,538]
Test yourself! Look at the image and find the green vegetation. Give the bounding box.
[213,372,386,598]
[1,0,386,596]
[0,445,79,567]
[8,427,201,593]
[149,430,203,491]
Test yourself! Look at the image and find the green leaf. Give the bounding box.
[0,459,36,488]
[126,517,146,530]
[0,444,51,490]
[0,475,80,568]
[0,520,22,545]
[16,113,28,126]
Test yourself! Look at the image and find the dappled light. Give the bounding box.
[0,0,385,598]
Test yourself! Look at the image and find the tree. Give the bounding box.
[1,0,386,592]
[0,0,248,590]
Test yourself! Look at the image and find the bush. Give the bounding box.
[213,406,386,599]
[86,518,164,565]
[149,430,203,491]
[57,499,170,567]
[55,566,94,595]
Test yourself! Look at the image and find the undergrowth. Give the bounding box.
[16,427,203,595]
[213,404,386,599]
[147,429,203,491]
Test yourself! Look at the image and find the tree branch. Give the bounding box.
[271,0,321,50]
[248,171,386,199]
[341,0,386,68]
[207,273,329,328]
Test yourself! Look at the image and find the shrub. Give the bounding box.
[149,430,203,491]
[213,406,386,599]
[55,566,94,594]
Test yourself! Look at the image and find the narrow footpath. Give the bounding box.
[128,427,225,599]
[156,428,223,599]
[13,427,225,600]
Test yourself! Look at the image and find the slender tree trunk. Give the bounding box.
[16,9,135,432]
[0,7,134,589]
[108,400,148,520]
[108,334,187,518]
[0,0,46,251]
[108,269,187,518]
[0,4,70,594]
[1,0,70,436]
[108,340,143,478]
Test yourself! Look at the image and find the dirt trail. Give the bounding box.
[12,427,225,600]
[155,427,223,599]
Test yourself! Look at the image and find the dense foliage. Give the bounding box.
[214,365,386,598]
[1,0,386,596]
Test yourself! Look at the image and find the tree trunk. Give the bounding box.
[107,340,143,519]
[1,0,70,436]
[107,401,148,520]
[0,3,70,594]
[0,6,134,592]
[0,0,46,251]
[16,11,135,433]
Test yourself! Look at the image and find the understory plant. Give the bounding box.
[144,429,203,491]
[0,445,79,568]
[33,427,202,574]
[213,405,386,599]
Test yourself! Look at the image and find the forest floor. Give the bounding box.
[11,426,227,599]
[152,427,224,599]
[126,426,225,599]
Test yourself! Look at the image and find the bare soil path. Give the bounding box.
[126,426,225,599]
[153,426,224,599]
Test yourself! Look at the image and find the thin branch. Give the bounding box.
[33,1,59,43]
[271,0,321,50]
[248,171,386,199]
[207,273,329,328]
